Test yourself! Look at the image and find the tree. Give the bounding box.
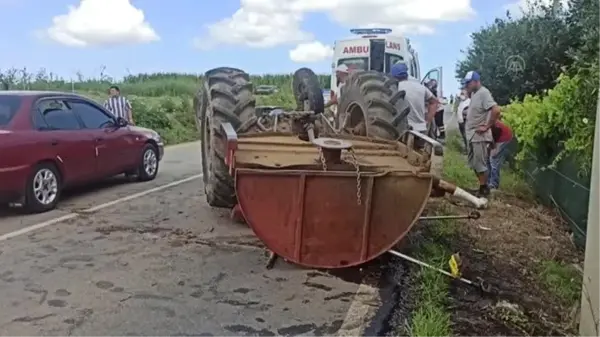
[455,1,574,105]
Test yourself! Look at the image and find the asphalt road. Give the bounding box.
[0,142,382,336]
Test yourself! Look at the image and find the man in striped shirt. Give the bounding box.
[104,86,134,124]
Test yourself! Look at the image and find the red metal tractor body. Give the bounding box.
[195,67,454,269]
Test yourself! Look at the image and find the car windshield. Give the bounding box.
[0,95,22,127]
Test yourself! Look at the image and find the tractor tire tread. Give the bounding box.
[338,70,408,140]
[292,68,325,113]
[201,67,257,208]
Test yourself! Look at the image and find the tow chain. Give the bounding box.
[346,148,362,205]
[318,147,328,171]
[317,147,362,206]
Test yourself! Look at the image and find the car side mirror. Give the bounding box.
[116,117,128,127]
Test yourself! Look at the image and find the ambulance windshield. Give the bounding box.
[337,58,368,71]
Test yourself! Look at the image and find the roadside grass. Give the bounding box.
[408,217,456,336]
[407,132,536,336]
[408,131,584,335]
[443,131,533,200]
[538,260,583,305]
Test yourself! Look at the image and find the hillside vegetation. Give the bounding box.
[0,68,331,145]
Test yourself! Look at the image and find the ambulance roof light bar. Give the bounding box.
[350,28,392,36]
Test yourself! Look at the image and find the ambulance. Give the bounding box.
[330,28,443,99]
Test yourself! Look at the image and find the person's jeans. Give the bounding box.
[487,141,510,189]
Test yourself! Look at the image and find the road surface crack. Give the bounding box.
[12,313,56,323]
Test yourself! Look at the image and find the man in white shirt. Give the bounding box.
[390,62,438,134]
[456,89,470,150]
[325,64,350,110]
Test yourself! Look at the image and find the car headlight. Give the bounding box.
[147,132,162,143]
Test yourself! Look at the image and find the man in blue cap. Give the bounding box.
[463,71,501,197]
[390,62,438,134]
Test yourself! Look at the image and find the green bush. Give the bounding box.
[503,67,597,175]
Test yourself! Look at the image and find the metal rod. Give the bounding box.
[418,211,480,221]
[266,251,278,269]
[388,249,475,286]
[306,126,315,142]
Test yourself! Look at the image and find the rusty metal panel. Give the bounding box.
[235,169,432,269]
[235,134,430,172]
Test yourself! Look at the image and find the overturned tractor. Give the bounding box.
[194,67,487,269]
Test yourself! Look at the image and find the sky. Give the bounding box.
[0,0,542,93]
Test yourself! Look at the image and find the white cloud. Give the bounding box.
[197,0,476,49]
[289,41,333,63]
[41,0,159,47]
[200,6,311,49]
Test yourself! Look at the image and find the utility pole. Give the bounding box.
[579,92,599,336]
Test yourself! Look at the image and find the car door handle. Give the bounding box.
[51,140,59,146]
[95,137,104,142]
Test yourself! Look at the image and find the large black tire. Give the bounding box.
[200,67,257,208]
[337,70,410,139]
[194,85,209,187]
[292,68,325,113]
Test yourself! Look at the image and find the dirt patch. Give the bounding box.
[437,192,584,336]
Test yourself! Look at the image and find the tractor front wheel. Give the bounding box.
[199,67,258,208]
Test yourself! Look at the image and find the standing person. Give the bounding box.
[488,120,513,190]
[456,88,470,151]
[463,71,501,197]
[426,79,446,141]
[390,62,438,134]
[325,64,350,110]
[104,85,134,125]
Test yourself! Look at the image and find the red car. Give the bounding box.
[0,91,164,213]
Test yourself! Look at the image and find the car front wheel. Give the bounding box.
[24,162,61,213]
[137,144,159,181]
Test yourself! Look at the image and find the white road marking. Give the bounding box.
[337,283,381,336]
[0,174,203,242]
[82,174,202,213]
[0,214,78,242]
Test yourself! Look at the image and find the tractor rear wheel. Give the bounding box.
[199,67,258,208]
[337,70,410,139]
[292,67,325,113]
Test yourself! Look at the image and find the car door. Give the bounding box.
[66,99,137,177]
[33,99,96,185]
[421,66,443,99]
